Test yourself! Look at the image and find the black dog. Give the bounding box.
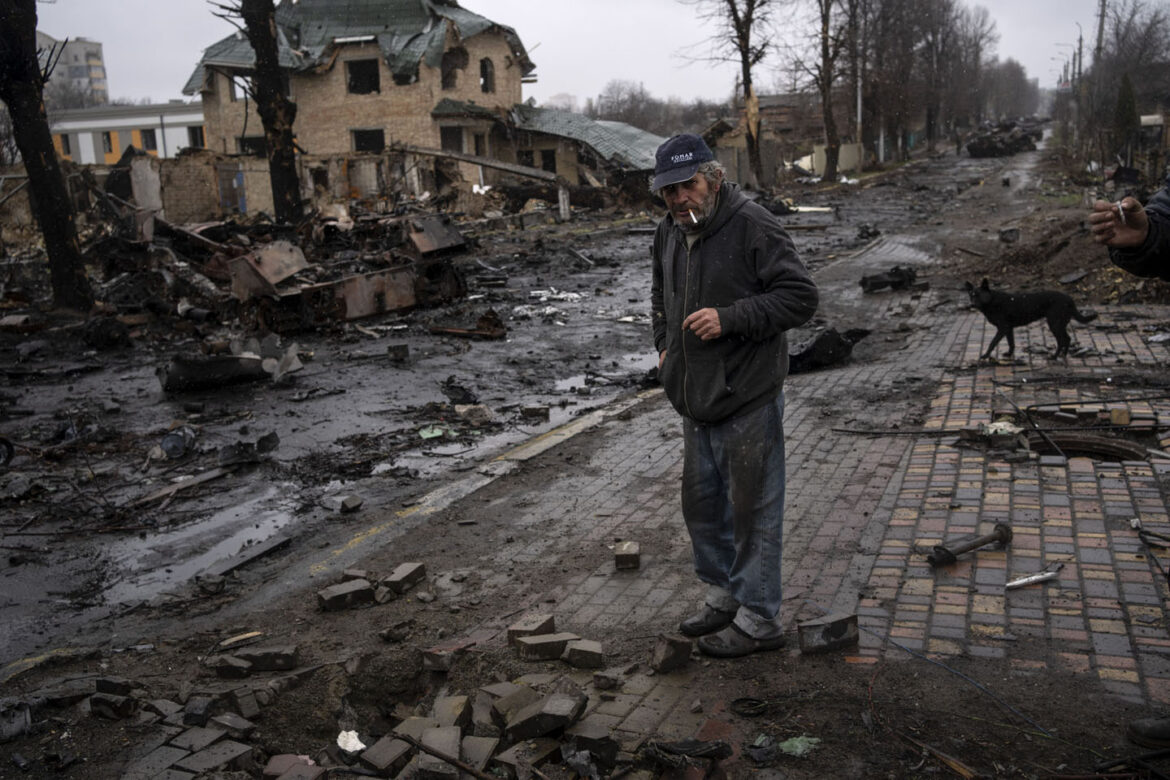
[964,278,1097,359]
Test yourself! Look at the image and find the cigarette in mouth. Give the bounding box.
[688,209,698,224]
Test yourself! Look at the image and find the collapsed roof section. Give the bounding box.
[182,0,535,94]
[509,105,663,172]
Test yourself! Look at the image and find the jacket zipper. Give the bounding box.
[681,231,694,419]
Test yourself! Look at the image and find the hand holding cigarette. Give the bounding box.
[1089,196,1149,248]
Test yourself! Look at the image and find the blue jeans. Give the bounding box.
[681,391,785,639]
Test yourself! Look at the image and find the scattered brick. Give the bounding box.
[480,681,524,700]
[383,562,427,593]
[507,613,556,646]
[233,688,261,720]
[422,636,477,671]
[461,735,498,773]
[505,692,587,741]
[563,639,605,669]
[210,712,255,740]
[614,540,640,570]
[317,579,375,611]
[798,612,859,654]
[516,632,580,661]
[491,686,542,728]
[170,726,226,752]
[340,495,364,513]
[121,745,190,780]
[493,737,560,777]
[431,695,471,728]
[393,716,441,741]
[173,740,253,774]
[650,635,692,673]
[359,735,412,776]
[182,695,215,726]
[565,715,620,767]
[470,691,501,738]
[263,754,313,778]
[418,725,462,780]
[211,655,253,679]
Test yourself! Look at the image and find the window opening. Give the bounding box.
[347,59,380,94]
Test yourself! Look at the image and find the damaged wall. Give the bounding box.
[160,152,221,223]
[205,27,523,159]
[0,169,34,243]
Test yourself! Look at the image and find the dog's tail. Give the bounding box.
[1074,308,1098,324]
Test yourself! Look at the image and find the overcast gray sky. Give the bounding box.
[33,0,1101,107]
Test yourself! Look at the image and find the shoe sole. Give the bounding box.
[678,619,734,638]
[697,636,786,658]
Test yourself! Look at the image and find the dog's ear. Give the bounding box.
[980,278,990,289]
[963,281,973,292]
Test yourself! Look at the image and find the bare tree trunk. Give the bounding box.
[236,0,301,225]
[818,0,840,182]
[0,0,93,311]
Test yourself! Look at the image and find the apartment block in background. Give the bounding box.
[35,31,109,105]
[50,101,206,164]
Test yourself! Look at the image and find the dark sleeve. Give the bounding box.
[1110,179,1170,281]
[718,212,818,340]
[651,224,668,354]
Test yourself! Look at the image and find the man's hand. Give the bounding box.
[658,350,666,369]
[682,308,722,341]
[1090,197,1149,248]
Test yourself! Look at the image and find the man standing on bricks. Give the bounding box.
[650,133,819,657]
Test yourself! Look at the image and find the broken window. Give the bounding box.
[517,149,534,167]
[541,149,556,173]
[440,126,463,153]
[228,76,240,102]
[479,58,495,93]
[187,125,205,148]
[352,129,385,153]
[59,134,71,156]
[238,136,266,156]
[474,133,485,157]
[101,131,113,154]
[441,47,468,90]
[140,128,157,152]
[346,59,380,94]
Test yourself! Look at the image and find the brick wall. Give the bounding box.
[201,24,523,158]
[160,152,222,223]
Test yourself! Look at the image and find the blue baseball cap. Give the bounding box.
[652,133,714,191]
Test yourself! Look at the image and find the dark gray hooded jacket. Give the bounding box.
[1110,173,1170,281]
[651,181,818,424]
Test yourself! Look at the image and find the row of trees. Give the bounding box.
[584,0,1043,184]
[1059,0,1170,173]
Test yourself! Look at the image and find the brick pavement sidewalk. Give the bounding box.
[448,285,1170,766]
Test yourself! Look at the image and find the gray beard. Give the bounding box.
[677,191,719,234]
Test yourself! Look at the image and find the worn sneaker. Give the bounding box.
[1127,716,1170,749]
[679,606,736,637]
[697,624,786,658]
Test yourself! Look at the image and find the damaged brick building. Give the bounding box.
[179,0,662,213]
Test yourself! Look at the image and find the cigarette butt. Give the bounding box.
[688,209,698,224]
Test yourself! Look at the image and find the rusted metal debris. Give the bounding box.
[429,309,507,340]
